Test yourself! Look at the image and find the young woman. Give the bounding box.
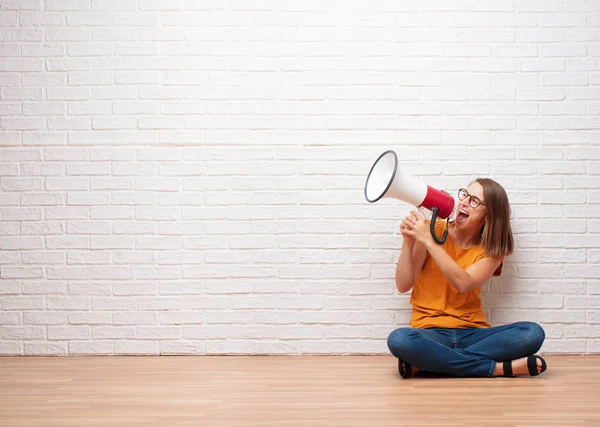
[387,178,547,378]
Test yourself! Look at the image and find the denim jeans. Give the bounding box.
[387,321,545,377]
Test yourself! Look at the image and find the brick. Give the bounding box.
[0,341,22,355]
[48,326,91,340]
[112,251,156,265]
[21,280,67,294]
[160,341,205,355]
[69,283,111,296]
[67,12,111,25]
[159,311,204,325]
[135,326,181,339]
[2,326,45,340]
[1,296,44,310]
[47,296,89,311]
[92,296,136,311]
[92,326,134,339]
[69,341,113,355]
[0,312,20,325]
[69,312,112,325]
[114,340,159,355]
[0,280,21,295]
[24,342,68,356]
[114,12,158,26]
[67,221,111,235]
[0,237,43,250]
[113,312,157,325]
[67,249,110,264]
[1,267,44,279]
[46,266,90,280]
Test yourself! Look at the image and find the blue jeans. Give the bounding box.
[387,321,545,377]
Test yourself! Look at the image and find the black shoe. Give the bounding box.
[502,355,547,377]
[398,359,412,379]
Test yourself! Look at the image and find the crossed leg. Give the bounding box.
[387,322,546,378]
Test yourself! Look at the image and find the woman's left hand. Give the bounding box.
[401,210,434,247]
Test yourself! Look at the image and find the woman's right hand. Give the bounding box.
[400,217,415,244]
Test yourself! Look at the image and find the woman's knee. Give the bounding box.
[516,321,545,352]
[387,328,413,357]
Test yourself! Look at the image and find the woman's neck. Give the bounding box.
[449,223,482,249]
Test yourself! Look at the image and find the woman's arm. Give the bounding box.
[402,211,501,294]
[395,222,428,294]
[424,242,501,294]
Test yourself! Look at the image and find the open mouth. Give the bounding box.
[456,209,470,224]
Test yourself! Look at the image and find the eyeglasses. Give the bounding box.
[458,188,486,209]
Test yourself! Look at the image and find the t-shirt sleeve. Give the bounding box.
[475,251,505,276]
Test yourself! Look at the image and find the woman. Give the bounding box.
[387,178,547,378]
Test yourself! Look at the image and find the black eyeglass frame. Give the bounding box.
[457,188,487,209]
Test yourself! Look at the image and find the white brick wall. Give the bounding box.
[1,0,599,355]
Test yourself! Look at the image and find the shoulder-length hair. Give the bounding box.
[474,178,514,258]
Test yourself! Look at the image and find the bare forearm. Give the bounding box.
[395,239,415,292]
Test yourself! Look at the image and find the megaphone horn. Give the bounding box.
[364,150,454,244]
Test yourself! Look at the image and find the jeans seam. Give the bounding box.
[413,330,467,358]
[460,327,508,350]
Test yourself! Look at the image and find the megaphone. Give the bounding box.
[364,150,454,244]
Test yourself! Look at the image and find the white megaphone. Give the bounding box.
[364,150,455,244]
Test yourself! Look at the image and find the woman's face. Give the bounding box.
[455,182,487,231]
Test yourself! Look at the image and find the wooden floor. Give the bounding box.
[1,355,599,427]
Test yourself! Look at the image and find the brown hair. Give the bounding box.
[474,178,514,258]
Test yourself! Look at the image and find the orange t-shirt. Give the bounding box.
[409,220,503,329]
